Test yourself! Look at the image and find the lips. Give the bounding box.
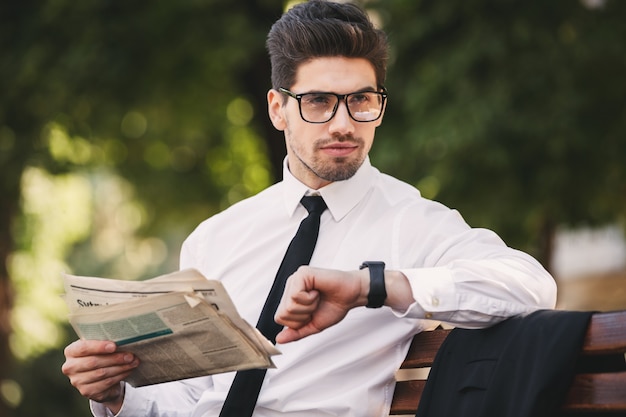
[320,142,359,157]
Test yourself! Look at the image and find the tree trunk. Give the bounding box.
[246,56,286,183]
[240,2,286,182]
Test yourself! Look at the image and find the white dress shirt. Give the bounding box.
[93,157,556,417]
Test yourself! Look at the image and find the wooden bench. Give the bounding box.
[390,310,626,416]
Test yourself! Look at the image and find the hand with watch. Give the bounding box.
[275,262,414,343]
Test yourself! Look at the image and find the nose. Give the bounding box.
[328,100,355,135]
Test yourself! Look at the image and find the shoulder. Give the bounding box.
[371,170,470,229]
[184,183,282,242]
[373,171,445,211]
[376,172,421,200]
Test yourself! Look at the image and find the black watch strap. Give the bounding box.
[359,261,386,308]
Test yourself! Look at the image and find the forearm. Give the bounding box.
[398,256,557,327]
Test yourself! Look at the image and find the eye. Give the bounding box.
[348,93,370,105]
[302,93,333,107]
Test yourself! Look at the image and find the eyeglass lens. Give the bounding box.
[300,92,384,123]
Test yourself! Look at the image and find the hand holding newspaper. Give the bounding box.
[63,269,280,387]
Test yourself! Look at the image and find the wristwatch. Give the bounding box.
[359,261,386,308]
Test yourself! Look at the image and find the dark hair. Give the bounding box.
[266,0,388,91]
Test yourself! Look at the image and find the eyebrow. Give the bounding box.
[298,86,379,95]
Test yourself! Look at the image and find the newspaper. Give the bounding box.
[63,268,280,387]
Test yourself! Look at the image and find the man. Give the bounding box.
[62,1,557,416]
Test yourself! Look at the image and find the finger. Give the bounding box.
[275,291,319,327]
[81,353,138,377]
[63,348,137,376]
[75,362,135,386]
[290,288,319,306]
[275,311,313,329]
[277,289,319,316]
[64,339,117,358]
[281,295,319,317]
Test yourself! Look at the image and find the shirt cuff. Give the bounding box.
[397,266,458,320]
[90,400,117,417]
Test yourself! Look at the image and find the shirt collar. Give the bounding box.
[282,156,375,222]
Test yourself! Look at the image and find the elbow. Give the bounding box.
[534,272,558,309]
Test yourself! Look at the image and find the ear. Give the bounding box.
[267,89,287,131]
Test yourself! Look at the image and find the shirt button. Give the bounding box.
[432,297,440,307]
[425,312,433,319]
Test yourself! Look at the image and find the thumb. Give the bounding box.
[275,323,322,344]
[275,327,301,344]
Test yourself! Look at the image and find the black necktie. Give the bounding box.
[219,195,327,417]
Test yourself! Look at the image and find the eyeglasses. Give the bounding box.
[279,87,387,124]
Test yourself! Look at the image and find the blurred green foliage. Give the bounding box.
[374,0,626,264]
[1,0,282,415]
[0,0,624,415]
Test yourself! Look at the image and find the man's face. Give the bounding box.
[268,57,385,189]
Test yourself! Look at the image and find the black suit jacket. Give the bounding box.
[415,309,592,417]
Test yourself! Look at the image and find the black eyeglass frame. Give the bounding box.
[278,87,388,124]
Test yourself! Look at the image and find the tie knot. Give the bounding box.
[300,195,327,215]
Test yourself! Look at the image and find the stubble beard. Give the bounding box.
[289,131,366,183]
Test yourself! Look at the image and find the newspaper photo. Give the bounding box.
[63,269,280,387]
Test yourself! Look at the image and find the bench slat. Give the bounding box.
[390,380,424,415]
[563,371,626,411]
[391,372,626,415]
[399,329,448,369]
[583,310,626,355]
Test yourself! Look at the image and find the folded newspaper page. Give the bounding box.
[63,269,280,387]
